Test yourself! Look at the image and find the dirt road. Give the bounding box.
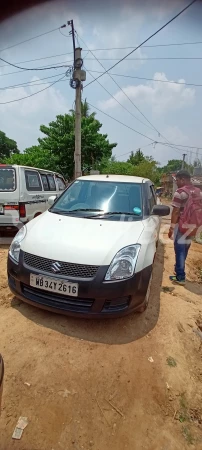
[0,227,202,450]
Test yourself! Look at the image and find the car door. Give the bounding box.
[138,182,160,271]
[23,169,46,221]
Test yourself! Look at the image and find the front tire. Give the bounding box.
[137,272,153,313]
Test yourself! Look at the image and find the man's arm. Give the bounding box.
[168,206,180,238]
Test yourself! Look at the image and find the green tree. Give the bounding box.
[0,130,19,161]
[38,111,116,179]
[102,161,134,175]
[127,149,145,165]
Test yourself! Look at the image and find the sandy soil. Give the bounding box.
[0,222,202,450]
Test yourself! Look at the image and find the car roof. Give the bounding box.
[1,164,63,177]
[77,174,150,183]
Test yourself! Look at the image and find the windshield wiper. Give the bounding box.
[87,211,141,219]
[51,208,104,215]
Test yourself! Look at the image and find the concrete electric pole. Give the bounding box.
[68,20,86,179]
[182,153,187,169]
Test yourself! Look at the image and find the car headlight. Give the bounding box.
[9,226,27,263]
[105,244,141,281]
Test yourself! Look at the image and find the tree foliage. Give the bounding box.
[6,102,117,180]
[101,154,160,184]
[159,159,191,174]
[0,130,19,161]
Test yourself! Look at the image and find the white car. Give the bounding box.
[8,175,170,318]
[0,164,66,232]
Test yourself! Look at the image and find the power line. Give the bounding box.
[79,32,184,156]
[88,102,155,141]
[88,102,202,153]
[0,60,73,77]
[77,31,155,132]
[81,41,202,51]
[0,77,68,91]
[0,54,72,72]
[0,25,67,54]
[84,67,154,131]
[84,57,202,60]
[85,70,202,88]
[0,74,66,105]
[59,29,71,38]
[118,143,155,158]
[0,52,73,68]
[84,0,197,89]
[0,72,65,90]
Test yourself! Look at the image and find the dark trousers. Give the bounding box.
[174,227,191,281]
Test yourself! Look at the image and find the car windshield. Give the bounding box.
[0,168,16,192]
[50,180,143,221]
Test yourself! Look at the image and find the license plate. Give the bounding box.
[0,205,3,214]
[30,274,78,297]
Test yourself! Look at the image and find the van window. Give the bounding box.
[40,174,49,191]
[47,174,56,191]
[55,175,66,191]
[25,170,42,191]
[0,168,16,192]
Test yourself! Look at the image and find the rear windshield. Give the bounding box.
[0,168,16,192]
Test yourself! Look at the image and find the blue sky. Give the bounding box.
[0,0,202,166]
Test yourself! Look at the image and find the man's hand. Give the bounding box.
[168,227,174,239]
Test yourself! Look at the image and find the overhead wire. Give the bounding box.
[85,70,202,88]
[0,72,65,90]
[0,54,72,72]
[0,25,67,54]
[0,74,66,105]
[77,32,156,131]
[84,0,197,89]
[78,32,184,156]
[87,102,202,156]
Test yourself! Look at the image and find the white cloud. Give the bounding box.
[99,72,195,114]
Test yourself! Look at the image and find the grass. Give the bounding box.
[182,426,194,445]
[166,356,177,367]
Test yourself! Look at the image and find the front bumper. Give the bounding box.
[8,252,152,318]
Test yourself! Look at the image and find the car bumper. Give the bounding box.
[8,253,152,318]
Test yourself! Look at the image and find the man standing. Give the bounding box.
[168,170,201,285]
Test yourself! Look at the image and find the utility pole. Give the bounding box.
[182,153,187,169]
[68,20,86,179]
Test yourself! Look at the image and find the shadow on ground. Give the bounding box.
[11,243,164,345]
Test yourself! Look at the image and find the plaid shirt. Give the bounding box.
[172,184,202,211]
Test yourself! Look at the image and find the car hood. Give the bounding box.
[21,211,144,266]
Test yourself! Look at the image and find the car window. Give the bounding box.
[47,174,56,191]
[0,168,16,192]
[55,175,66,191]
[51,180,143,221]
[40,174,49,191]
[149,185,156,210]
[25,170,42,191]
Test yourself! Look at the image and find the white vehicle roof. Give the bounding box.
[4,164,62,177]
[77,174,150,183]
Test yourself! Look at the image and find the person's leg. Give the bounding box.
[174,230,186,281]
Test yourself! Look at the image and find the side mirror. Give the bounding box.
[48,195,57,206]
[0,354,4,413]
[152,205,170,216]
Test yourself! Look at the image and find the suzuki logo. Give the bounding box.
[51,262,61,273]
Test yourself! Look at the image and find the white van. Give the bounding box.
[0,164,66,231]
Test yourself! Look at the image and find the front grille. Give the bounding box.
[22,284,94,312]
[24,252,99,279]
[102,296,130,313]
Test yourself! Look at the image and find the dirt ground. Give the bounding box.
[0,221,202,450]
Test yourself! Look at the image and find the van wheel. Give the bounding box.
[137,273,153,313]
